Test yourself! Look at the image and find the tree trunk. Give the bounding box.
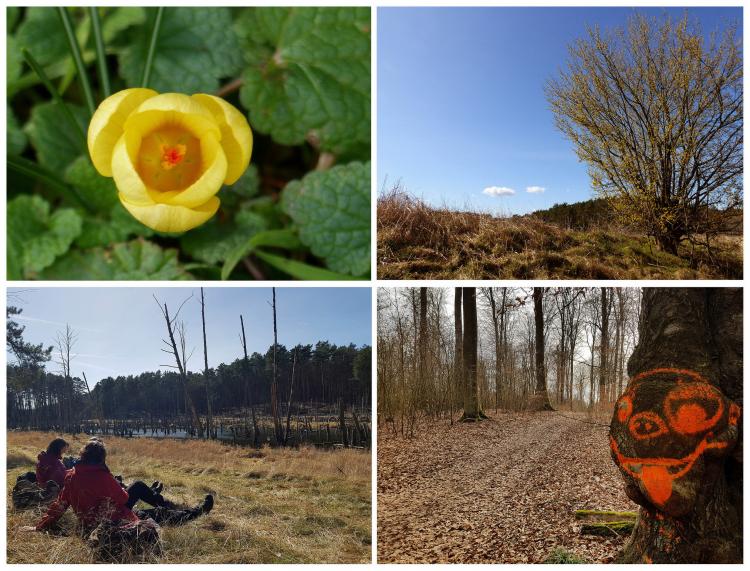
[200,288,213,439]
[271,288,283,444]
[610,288,742,563]
[528,287,553,411]
[599,288,610,404]
[460,287,483,420]
[453,287,463,418]
[239,314,259,447]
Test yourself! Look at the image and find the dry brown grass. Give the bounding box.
[377,190,742,279]
[7,431,371,564]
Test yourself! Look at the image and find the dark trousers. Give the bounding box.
[125,481,167,509]
[126,481,202,526]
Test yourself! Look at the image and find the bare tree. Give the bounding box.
[154,294,203,438]
[200,287,213,439]
[270,288,283,444]
[239,314,259,446]
[528,288,553,411]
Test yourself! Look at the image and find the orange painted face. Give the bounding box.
[610,369,740,516]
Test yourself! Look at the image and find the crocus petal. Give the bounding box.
[120,195,220,233]
[87,88,157,177]
[110,132,153,206]
[192,93,253,184]
[158,133,228,208]
[125,93,220,140]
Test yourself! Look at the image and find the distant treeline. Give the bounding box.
[527,198,612,230]
[8,334,371,432]
[528,198,742,234]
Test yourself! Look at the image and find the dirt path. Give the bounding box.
[377,411,637,563]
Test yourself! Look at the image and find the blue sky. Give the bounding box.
[378,7,742,215]
[7,287,371,382]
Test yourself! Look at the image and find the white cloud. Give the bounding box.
[526,186,546,194]
[483,186,516,197]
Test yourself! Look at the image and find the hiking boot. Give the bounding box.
[201,494,214,514]
[151,481,164,494]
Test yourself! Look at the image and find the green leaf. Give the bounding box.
[281,161,370,276]
[8,7,21,31]
[40,240,191,280]
[64,155,119,213]
[237,7,371,156]
[7,106,27,156]
[15,7,69,67]
[181,209,269,266]
[7,35,23,83]
[75,203,154,249]
[102,7,146,43]
[25,101,88,173]
[254,250,361,281]
[119,7,243,93]
[7,194,83,279]
[221,228,302,280]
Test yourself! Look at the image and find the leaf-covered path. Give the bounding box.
[377,411,637,563]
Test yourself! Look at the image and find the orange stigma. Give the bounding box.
[160,144,187,170]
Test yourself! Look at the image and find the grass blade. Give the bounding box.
[57,7,96,116]
[221,228,302,280]
[141,7,165,88]
[89,7,110,99]
[8,154,92,212]
[254,250,362,281]
[21,48,87,152]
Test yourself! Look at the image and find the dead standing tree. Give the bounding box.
[270,288,284,445]
[154,294,204,438]
[610,288,742,563]
[200,287,213,439]
[239,314,259,446]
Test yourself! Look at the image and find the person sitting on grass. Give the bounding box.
[11,437,72,510]
[36,437,71,487]
[21,439,214,535]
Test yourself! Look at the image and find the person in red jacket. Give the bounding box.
[23,439,213,533]
[35,438,71,488]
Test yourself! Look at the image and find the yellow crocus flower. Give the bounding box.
[88,89,253,233]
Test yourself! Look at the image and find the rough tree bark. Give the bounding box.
[610,288,742,563]
[528,287,553,411]
[460,287,484,421]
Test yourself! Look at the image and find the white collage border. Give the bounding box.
[2,0,747,569]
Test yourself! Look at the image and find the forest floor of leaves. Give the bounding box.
[7,431,371,564]
[377,411,638,563]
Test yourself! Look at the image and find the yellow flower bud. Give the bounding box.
[87,89,253,233]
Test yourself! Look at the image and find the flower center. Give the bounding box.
[161,144,186,170]
[137,126,202,192]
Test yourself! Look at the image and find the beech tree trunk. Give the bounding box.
[454,288,463,415]
[599,288,609,404]
[528,287,553,411]
[460,287,484,421]
[610,288,742,563]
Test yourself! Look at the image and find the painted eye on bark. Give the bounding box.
[628,412,668,440]
[664,383,723,435]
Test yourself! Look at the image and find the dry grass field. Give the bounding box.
[7,431,371,563]
[377,191,742,280]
